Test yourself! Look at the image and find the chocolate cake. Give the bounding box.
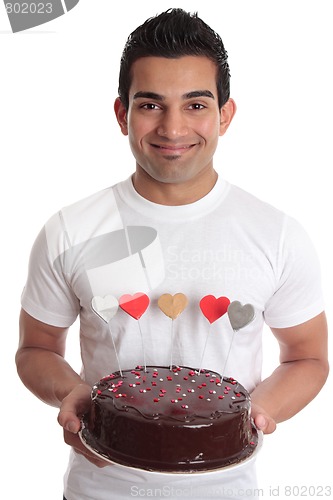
[81,365,258,472]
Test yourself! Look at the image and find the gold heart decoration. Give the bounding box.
[158,293,188,320]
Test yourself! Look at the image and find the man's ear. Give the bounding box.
[114,97,128,136]
[219,98,237,136]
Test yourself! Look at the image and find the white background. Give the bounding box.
[1,1,332,498]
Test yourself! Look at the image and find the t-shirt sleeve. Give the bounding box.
[264,216,325,328]
[21,212,80,328]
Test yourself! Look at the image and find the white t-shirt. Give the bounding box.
[21,176,324,500]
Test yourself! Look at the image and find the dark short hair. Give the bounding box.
[118,8,231,111]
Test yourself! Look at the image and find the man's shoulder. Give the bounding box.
[44,179,128,244]
[227,182,286,222]
[61,184,118,217]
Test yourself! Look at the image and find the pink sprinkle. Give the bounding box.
[183,376,188,380]
[198,395,204,399]
[167,376,173,381]
[218,395,224,399]
[153,398,159,402]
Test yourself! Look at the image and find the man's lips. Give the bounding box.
[151,143,196,153]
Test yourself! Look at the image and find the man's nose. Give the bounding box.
[156,109,189,139]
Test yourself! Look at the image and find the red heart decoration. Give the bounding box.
[200,295,230,324]
[119,293,150,320]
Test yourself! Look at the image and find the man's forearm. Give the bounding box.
[15,347,84,408]
[251,358,329,423]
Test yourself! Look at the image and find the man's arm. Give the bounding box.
[16,308,108,467]
[16,309,82,406]
[251,311,329,434]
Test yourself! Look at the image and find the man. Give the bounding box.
[16,8,328,500]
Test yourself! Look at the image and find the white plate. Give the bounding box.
[79,425,263,476]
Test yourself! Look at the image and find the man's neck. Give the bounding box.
[132,168,218,206]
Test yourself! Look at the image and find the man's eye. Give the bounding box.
[141,103,160,110]
[189,103,205,110]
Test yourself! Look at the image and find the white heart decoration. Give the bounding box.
[91,295,119,323]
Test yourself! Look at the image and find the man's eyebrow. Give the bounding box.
[133,91,164,101]
[184,90,215,100]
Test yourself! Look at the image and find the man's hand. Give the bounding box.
[57,383,110,468]
[251,403,276,435]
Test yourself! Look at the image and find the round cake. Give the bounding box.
[81,365,258,472]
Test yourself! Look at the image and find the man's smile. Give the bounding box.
[150,143,197,154]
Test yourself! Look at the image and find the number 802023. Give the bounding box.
[5,3,53,14]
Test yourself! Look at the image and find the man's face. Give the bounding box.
[116,56,231,186]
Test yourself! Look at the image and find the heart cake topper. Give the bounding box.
[91,295,119,323]
[227,301,255,331]
[199,295,230,324]
[158,293,188,370]
[119,292,150,371]
[91,295,122,376]
[220,301,255,383]
[119,293,150,320]
[158,293,188,320]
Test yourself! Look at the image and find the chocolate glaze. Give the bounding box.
[82,366,258,472]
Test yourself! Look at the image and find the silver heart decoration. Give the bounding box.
[227,301,255,331]
[91,295,119,323]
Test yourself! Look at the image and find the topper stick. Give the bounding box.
[197,324,212,375]
[137,320,147,372]
[220,329,236,383]
[169,319,175,370]
[107,323,123,377]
